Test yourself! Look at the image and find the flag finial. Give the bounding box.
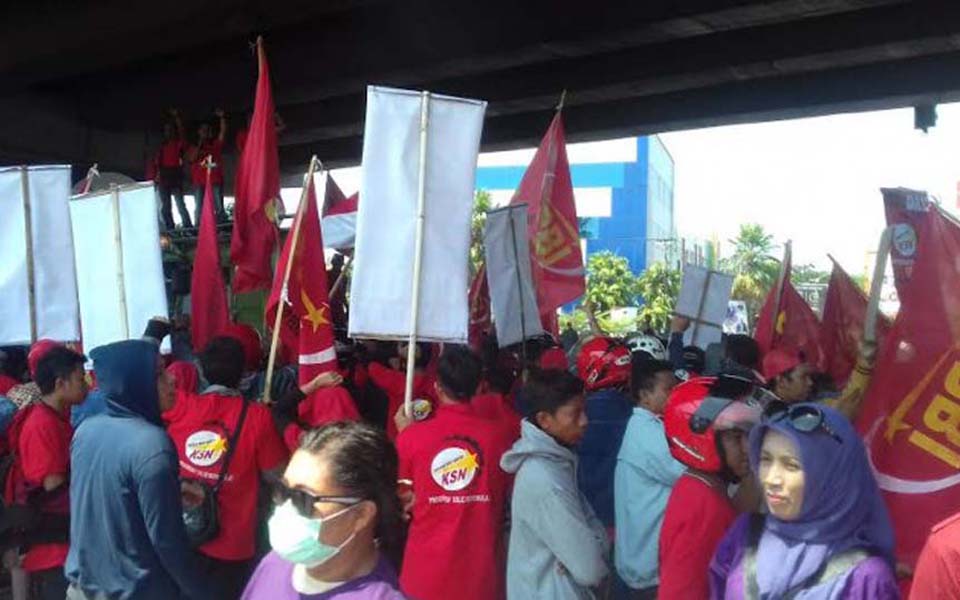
[556,89,567,112]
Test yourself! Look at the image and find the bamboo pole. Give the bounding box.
[20,168,37,343]
[110,185,130,339]
[403,91,431,418]
[264,156,321,404]
[864,227,893,344]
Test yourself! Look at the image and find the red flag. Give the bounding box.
[883,187,927,300]
[510,113,585,332]
[819,261,890,386]
[468,264,491,350]
[230,37,280,292]
[857,202,960,568]
[191,171,230,351]
[266,175,358,421]
[755,249,824,368]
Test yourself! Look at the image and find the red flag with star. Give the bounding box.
[231,36,280,292]
[265,176,337,383]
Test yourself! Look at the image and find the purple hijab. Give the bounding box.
[748,403,895,598]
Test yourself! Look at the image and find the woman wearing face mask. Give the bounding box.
[241,421,406,599]
[709,402,899,599]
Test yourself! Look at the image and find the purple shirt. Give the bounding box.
[241,552,406,600]
[709,515,900,599]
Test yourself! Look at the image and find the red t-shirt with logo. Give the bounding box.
[189,139,225,186]
[396,403,513,600]
[659,473,737,600]
[7,404,72,572]
[367,363,436,441]
[164,391,288,560]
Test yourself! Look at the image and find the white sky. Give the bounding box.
[324,102,960,279]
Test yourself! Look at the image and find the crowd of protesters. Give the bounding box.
[0,307,958,600]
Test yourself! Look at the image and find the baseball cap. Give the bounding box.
[762,348,803,382]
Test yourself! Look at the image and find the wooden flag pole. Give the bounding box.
[20,168,37,343]
[81,163,99,195]
[264,156,321,404]
[864,227,893,344]
[110,184,130,339]
[403,91,431,418]
[329,255,353,299]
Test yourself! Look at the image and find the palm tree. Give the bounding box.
[723,224,780,320]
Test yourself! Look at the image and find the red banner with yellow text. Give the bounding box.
[858,199,960,566]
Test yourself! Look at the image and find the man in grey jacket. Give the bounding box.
[501,368,610,599]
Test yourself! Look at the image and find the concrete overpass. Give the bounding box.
[3,0,960,180]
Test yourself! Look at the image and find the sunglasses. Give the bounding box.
[763,402,843,444]
[266,473,363,518]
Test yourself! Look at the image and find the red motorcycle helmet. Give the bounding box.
[576,337,632,391]
[663,376,761,473]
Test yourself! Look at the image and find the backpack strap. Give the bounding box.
[211,399,250,496]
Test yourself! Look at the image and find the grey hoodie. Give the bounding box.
[501,420,610,600]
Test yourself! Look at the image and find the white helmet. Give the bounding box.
[626,334,667,361]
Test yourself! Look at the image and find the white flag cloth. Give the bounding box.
[70,183,169,354]
[349,86,486,342]
[0,165,80,345]
[484,205,544,347]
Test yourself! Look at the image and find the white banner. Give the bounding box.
[0,165,79,345]
[70,183,169,354]
[349,86,486,342]
[675,264,734,348]
[484,205,543,347]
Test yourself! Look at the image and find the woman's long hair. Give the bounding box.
[299,422,405,567]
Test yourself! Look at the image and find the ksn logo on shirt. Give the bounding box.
[430,437,483,492]
[185,430,228,467]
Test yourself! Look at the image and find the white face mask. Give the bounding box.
[268,500,359,567]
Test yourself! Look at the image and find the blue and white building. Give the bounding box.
[475,135,676,274]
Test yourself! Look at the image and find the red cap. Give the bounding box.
[219,323,262,372]
[762,348,803,382]
[538,347,569,371]
[28,339,62,379]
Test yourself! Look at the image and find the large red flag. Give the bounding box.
[191,170,230,351]
[755,249,824,368]
[820,261,890,386]
[231,37,280,292]
[510,113,585,333]
[857,200,960,568]
[266,175,358,421]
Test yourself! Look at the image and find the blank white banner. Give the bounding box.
[349,86,486,342]
[0,165,79,345]
[70,183,169,354]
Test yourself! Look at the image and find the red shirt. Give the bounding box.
[659,473,737,600]
[0,374,18,396]
[367,363,436,441]
[158,139,185,168]
[396,402,513,600]
[471,392,521,441]
[282,387,362,451]
[164,391,288,560]
[7,403,72,572]
[912,511,960,599]
[190,139,225,186]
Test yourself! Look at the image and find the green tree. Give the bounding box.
[723,223,781,319]
[792,263,830,285]
[635,262,682,334]
[585,251,639,313]
[470,190,493,277]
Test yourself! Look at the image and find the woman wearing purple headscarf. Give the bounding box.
[709,402,899,599]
